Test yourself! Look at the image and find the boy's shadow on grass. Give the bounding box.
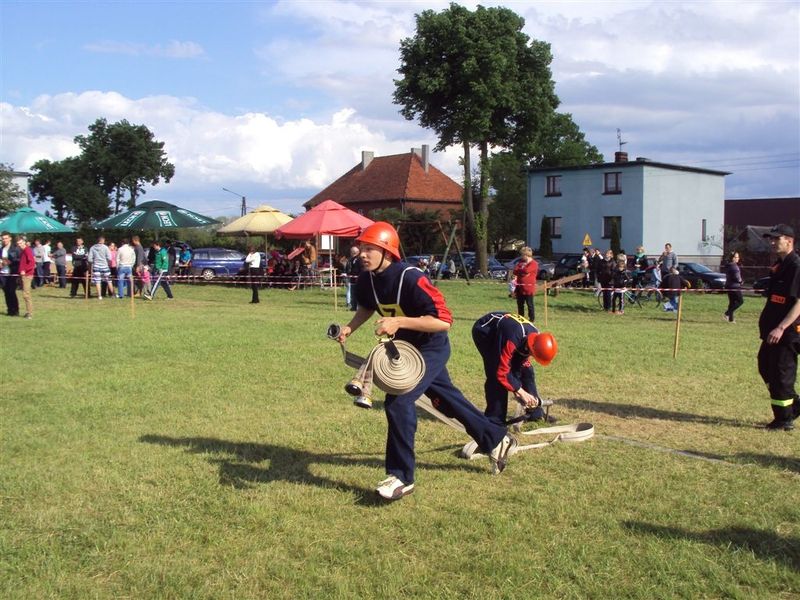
[139,434,478,507]
[624,521,800,572]
[560,398,752,428]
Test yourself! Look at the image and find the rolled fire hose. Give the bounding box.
[328,324,425,395]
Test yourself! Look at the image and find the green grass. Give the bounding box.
[2,281,798,599]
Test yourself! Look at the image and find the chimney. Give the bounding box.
[361,150,374,170]
[614,151,628,164]
[412,145,430,173]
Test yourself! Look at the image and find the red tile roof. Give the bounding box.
[304,152,463,210]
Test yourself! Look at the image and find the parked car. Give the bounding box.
[553,254,583,280]
[463,255,508,279]
[676,262,727,290]
[753,275,770,296]
[502,256,555,280]
[189,247,246,281]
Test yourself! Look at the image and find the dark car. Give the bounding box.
[553,254,583,280]
[676,262,727,290]
[463,255,508,279]
[503,256,555,281]
[189,247,246,281]
[753,275,770,296]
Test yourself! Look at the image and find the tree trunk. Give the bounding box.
[476,141,490,276]
[462,139,475,245]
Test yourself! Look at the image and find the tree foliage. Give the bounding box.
[29,157,111,226]
[370,207,445,256]
[75,118,175,213]
[0,163,27,216]
[394,4,599,273]
[28,119,175,225]
[487,153,527,253]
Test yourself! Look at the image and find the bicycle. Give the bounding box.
[596,286,644,310]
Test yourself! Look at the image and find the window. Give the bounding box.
[604,172,622,194]
[701,219,707,242]
[546,175,561,196]
[548,216,562,238]
[602,216,621,239]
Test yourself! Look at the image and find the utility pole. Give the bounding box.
[222,187,247,216]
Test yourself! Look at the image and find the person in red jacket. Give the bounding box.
[16,235,35,319]
[512,246,538,322]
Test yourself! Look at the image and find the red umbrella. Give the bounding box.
[274,199,373,239]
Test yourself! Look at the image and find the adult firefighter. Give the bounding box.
[758,224,800,431]
[471,312,558,427]
[335,222,515,501]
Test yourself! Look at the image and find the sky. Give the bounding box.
[1,0,798,219]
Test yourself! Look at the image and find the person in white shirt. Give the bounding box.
[116,239,137,298]
[244,246,262,304]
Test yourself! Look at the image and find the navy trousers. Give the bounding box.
[384,336,507,484]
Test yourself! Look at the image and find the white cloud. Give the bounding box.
[84,40,205,58]
[0,91,455,215]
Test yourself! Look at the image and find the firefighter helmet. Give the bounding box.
[356,221,401,260]
[526,331,558,366]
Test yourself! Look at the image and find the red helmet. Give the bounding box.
[356,222,401,260]
[526,332,558,366]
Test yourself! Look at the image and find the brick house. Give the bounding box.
[304,145,464,220]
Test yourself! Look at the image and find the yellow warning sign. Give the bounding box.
[582,233,592,246]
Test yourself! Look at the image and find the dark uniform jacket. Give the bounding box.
[356,262,451,350]
[759,251,800,341]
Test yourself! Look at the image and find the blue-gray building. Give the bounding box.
[527,152,729,263]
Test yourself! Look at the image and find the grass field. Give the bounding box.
[2,281,798,599]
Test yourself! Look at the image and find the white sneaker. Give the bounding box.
[353,396,372,409]
[489,435,517,475]
[143,294,152,300]
[375,475,414,500]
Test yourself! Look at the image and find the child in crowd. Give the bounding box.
[611,258,631,314]
[140,266,152,298]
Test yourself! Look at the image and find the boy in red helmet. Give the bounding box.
[336,222,516,500]
[472,312,558,426]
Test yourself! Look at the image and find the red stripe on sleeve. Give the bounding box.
[416,276,453,324]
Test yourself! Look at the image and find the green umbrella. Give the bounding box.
[94,200,219,230]
[0,206,74,234]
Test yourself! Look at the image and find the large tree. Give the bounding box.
[75,118,175,213]
[394,4,558,272]
[29,157,110,226]
[394,3,561,274]
[0,163,27,216]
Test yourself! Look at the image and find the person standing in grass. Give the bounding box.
[336,222,516,501]
[145,241,173,300]
[512,246,538,322]
[757,224,800,431]
[70,238,89,298]
[51,241,67,288]
[472,311,558,425]
[116,239,136,298]
[724,250,744,323]
[16,236,35,319]
[597,249,614,312]
[1,231,20,316]
[244,245,261,304]
[611,258,631,314]
[88,236,113,300]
